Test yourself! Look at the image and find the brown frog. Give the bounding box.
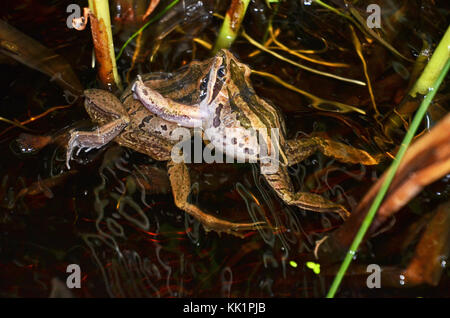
[66,49,379,236]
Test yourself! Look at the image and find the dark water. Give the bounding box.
[0,0,449,298]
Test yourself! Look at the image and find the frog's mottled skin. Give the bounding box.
[66,49,379,236]
[131,50,287,164]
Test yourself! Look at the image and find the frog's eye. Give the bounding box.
[200,75,208,91]
[217,65,226,79]
[199,75,209,101]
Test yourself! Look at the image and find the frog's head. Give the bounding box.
[83,89,127,125]
[205,49,288,166]
[202,49,234,105]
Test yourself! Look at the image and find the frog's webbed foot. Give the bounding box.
[262,164,350,219]
[167,160,266,237]
[66,119,128,169]
[286,136,380,166]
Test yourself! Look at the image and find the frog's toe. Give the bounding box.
[75,145,84,156]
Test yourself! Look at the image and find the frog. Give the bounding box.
[66,49,379,236]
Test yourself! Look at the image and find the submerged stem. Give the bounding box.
[242,31,366,86]
[349,25,379,116]
[251,70,365,114]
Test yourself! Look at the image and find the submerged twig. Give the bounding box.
[251,70,365,114]
[0,117,36,133]
[0,105,70,138]
[248,28,277,58]
[348,6,413,62]
[142,0,161,21]
[267,25,349,68]
[313,0,412,62]
[242,31,366,86]
[349,25,379,117]
[193,37,212,50]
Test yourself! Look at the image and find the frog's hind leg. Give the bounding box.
[263,137,380,218]
[66,89,130,169]
[167,160,265,237]
[285,136,379,166]
[262,164,350,219]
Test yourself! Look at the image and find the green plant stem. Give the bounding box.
[383,27,449,138]
[116,0,180,61]
[326,58,450,298]
[213,0,251,53]
[411,26,450,96]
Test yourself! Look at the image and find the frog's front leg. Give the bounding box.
[66,89,130,169]
[167,160,265,237]
[262,164,350,218]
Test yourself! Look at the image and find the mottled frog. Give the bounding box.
[66,49,379,236]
